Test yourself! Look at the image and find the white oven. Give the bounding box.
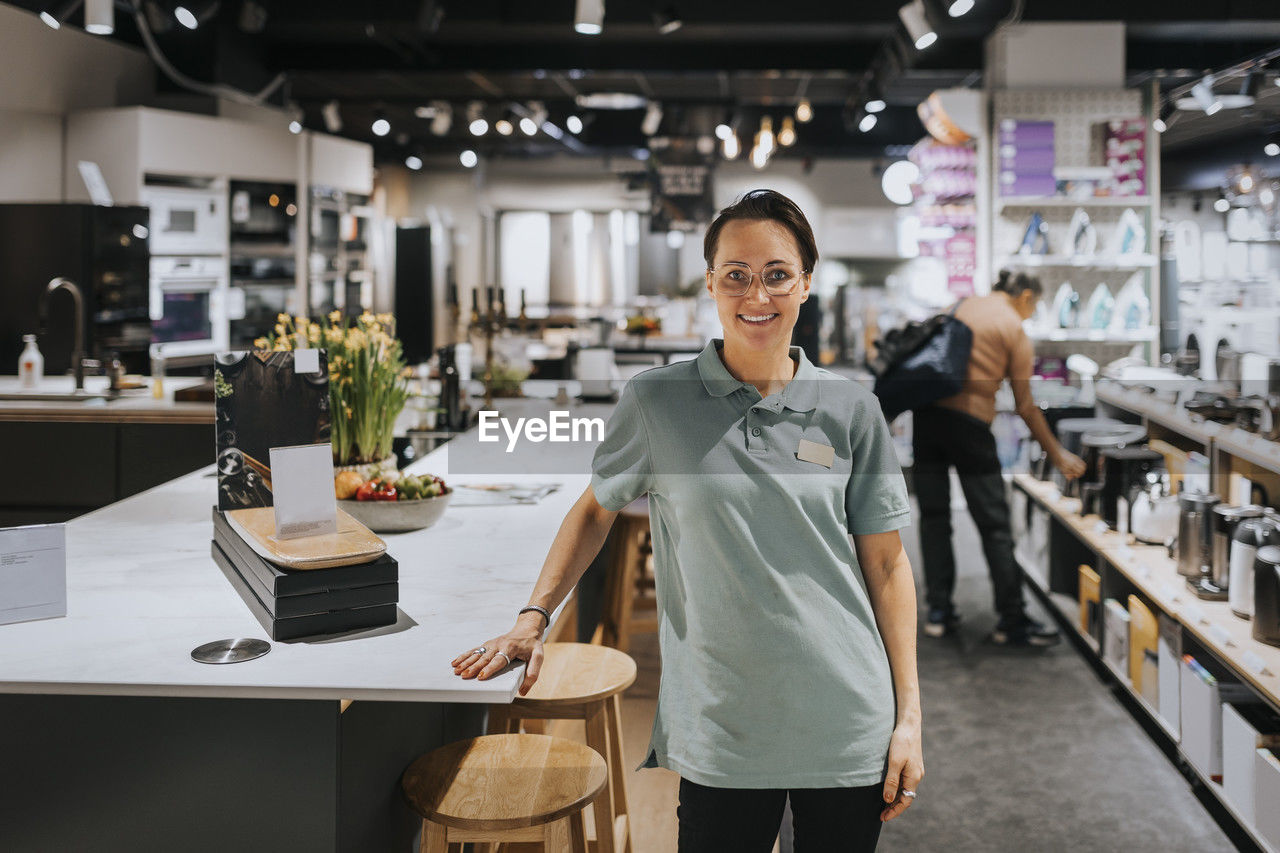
[141,185,227,256]
[149,256,229,359]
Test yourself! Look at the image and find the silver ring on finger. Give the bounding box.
[901,790,917,799]
[493,651,511,667]
[472,646,487,655]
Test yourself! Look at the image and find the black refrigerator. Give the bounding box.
[394,225,437,365]
[0,204,151,375]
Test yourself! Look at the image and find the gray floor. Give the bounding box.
[856,499,1236,852]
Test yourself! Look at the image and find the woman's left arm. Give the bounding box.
[854,529,924,823]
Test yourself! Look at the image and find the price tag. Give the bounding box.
[1184,603,1206,625]
[1160,583,1178,602]
[1093,520,1109,535]
[1137,563,1152,580]
[1208,624,1233,647]
[1243,651,1269,677]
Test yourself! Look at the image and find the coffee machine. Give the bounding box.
[1099,446,1164,531]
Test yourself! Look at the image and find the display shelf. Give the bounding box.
[1095,384,1221,447]
[1215,426,1280,476]
[1028,326,1158,343]
[996,195,1153,210]
[998,253,1157,269]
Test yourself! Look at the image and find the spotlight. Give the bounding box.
[1192,75,1222,115]
[653,5,681,34]
[469,118,489,135]
[1213,193,1230,213]
[757,116,775,155]
[430,102,452,136]
[175,0,218,30]
[40,0,80,30]
[574,0,603,35]
[1266,134,1280,158]
[864,80,886,113]
[722,132,740,160]
[751,143,769,170]
[898,0,936,50]
[566,115,584,134]
[715,122,733,140]
[495,118,514,136]
[947,0,974,15]
[288,120,302,134]
[84,0,112,34]
[778,116,797,147]
[405,155,423,171]
[857,108,877,133]
[460,149,478,168]
[519,116,538,135]
[1153,100,1175,133]
[795,99,813,123]
[371,112,391,137]
[322,100,343,133]
[641,102,663,136]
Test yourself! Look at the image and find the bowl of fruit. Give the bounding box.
[335,470,452,533]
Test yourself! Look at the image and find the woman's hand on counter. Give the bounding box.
[451,614,547,694]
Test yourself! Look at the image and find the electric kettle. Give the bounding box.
[1129,471,1179,546]
[1176,492,1220,579]
[1191,504,1265,600]
[1251,544,1280,647]
[1229,513,1280,619]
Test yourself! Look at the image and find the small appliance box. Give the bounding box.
[1128,596,1159,705]
[1258,749,1280,850]
[211,509,399,642]
[1157,614,1181,738]
[1179,656,1254,782]
[1222,703,1280,829]
[1102,598,1130,676]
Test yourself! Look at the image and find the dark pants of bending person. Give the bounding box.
[677,778,885,852]
[912,405,1025,625]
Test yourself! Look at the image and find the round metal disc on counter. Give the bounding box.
[191,638,271,665]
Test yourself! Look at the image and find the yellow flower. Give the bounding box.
[376,313,393,326]
[277,312,290,323]
[308,326,320,343]
[253,337,268,350]
[274,323,286,336]
[294,316,307,328]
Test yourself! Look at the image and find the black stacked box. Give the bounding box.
[211,508,399,641]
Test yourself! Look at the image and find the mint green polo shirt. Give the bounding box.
[590,338,911,788]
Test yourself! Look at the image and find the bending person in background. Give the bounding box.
[916,270,1086,646]
[453,189,922,851]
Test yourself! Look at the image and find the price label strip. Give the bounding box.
[1243,650,1269,678]
[1184,603,1206,625]
[1208,624,1233,647]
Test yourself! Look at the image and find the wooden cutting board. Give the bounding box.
[223,506,387,570]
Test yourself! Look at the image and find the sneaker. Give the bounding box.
[923,608,960,638]
[991,615,1060,647]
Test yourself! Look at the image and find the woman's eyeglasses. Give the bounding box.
[707,262,807,297]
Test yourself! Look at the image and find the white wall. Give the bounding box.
[0,4,153,203]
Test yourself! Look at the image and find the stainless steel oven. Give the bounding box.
[149,256,229,360]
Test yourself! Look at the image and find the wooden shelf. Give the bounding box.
[1095,384,1221,447]
[1215,426,1280,476]
[997,196,1153,210]
[998,253,1157,269]
[1028,327,1158,343]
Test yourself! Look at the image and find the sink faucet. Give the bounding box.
[38,277,87,391]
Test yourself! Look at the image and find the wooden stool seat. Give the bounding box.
[513,643,637,709]
[596,498,657,652]
[402,734,606,832]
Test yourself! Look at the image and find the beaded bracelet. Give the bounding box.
[518,605,551,630]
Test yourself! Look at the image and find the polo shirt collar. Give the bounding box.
[696,338,819,412]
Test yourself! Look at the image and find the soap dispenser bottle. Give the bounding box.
[18,334,42,389]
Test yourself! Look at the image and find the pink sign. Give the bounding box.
[945,233,976,296]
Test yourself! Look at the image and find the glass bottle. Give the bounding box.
[18,334,42,389]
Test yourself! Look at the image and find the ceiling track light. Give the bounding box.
[1213,192,1230,214]
[898,0,937,51]
[778,116,797,147]
[722,131,740,160]
[429,101,452,136]
[84,0,112,34]
[1191,75,1222,115]
[467,100,488,136]
[653,5,682,34]
[40,0,80,30]
[495,115,514,136]
[757,115,775,156]
[947,0,974,16]
[371,110,391,137]
[175,0,219,31]
[1265,132,1280,158]
[574,0,604,35]
[795,99,813,123]
[863,78,886,113]
[566,114,584,135]
[1153,100,1175,134]
[857,107,877,133]
[405,154,424,171]
[460,149,478,169]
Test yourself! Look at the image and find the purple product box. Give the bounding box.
[999,148,1056,171]
[998,119,1055,148]
[999,173,1058,197]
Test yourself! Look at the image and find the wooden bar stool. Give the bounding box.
[595,497,658,652]
[488,643,637,853]
[401,733,606,853]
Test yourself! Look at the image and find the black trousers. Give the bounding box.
[912,405,1025,624]
[677,778,884,852]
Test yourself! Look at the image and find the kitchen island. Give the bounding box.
[0,394,616,852]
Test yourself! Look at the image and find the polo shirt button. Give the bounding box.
[751,427,762,437]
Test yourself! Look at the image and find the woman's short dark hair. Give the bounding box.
[992,269,1043,297]
[703,189,819,273]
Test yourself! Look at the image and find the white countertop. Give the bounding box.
[0,429,596,704]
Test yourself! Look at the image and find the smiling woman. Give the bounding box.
[453,189,923,852]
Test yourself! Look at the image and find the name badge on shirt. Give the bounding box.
[796,438,835,468]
